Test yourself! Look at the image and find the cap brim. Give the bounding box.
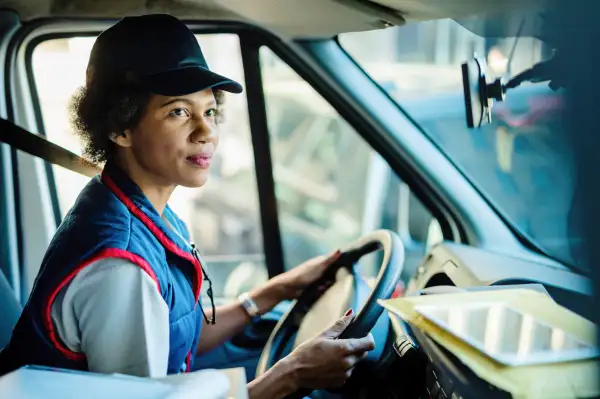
[142,66,243,96]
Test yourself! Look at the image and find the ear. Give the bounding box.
[109,130,133,148]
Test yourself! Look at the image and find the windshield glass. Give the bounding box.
[340,19,580,268]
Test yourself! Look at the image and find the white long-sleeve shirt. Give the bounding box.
[50,257,170,377]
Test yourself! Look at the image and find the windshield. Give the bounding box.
[339,19,581,268]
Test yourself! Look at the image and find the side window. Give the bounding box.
[30,34,268,301]
[260,48,436,281]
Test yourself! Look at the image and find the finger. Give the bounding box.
[317,286,328,294]
[341,333,375,354]
[331,376,348,389]
[319,279,335,288]
[321,309,353,339]
[342,354,361,370]
[329,366,355,389]
[345,352,368,375]
[342,366,356,385]
[345,368,354,381]
[317,281,334,292]
[324,249,342,265]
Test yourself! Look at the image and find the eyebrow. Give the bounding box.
[159,98,194,108]
[159,97,217,109]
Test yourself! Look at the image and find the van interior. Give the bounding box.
[0,1,597,398]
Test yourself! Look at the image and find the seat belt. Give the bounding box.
[0,118,100,178]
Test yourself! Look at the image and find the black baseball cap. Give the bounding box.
[88,14,243,96]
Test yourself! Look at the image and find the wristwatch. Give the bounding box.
[238,292,261,322]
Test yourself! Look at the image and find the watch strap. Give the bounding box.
[238,292,261,322]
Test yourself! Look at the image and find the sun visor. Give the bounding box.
[454,5,552,40]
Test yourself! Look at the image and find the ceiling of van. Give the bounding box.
[0,0,547,37]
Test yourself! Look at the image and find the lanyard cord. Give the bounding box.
[191,243,216,325]
[163,216,216,325]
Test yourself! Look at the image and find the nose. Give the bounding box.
[189,116,217,144]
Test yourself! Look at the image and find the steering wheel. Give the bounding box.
[256,230,405,398]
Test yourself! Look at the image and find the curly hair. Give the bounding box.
[69,72,226,164]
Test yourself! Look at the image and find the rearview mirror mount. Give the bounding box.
[461,55,505,129]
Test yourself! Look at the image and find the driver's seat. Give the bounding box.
[0,270,21,350]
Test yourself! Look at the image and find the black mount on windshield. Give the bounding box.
[461,12,564,129]
[461,51,563,129]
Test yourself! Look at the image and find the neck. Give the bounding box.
[113,154,176,216]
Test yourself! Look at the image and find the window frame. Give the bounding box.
[0,10,21,299]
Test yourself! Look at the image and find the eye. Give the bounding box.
[168,108,190,118]
[205,108,217,118]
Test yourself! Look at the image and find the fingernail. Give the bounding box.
[345,308,353,317]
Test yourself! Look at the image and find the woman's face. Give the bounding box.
[122,88,219,188]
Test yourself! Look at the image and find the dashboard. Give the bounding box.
[408,243,592,322]
[370,317,512,399]
[355,242,593,399]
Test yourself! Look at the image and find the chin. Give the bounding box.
[179,172,209,188]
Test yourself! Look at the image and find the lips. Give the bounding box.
[186,154,212,169]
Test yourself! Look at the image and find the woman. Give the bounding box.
[0,13,374,398]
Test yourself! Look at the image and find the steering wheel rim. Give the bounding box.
[256,230,405,395]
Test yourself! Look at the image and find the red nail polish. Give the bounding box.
[344,308,353,317]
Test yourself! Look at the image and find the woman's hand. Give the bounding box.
[266,249,342,302]
[278,309,375,390]
[248,309,374,399]
[245,249,341,325]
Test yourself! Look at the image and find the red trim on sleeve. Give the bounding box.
[45,248,161,361]
[185,351,192,373]
[101,173,202,302]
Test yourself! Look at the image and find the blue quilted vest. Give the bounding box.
[0,162,204,375]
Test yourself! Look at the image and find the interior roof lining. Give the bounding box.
[0,0,547,38]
